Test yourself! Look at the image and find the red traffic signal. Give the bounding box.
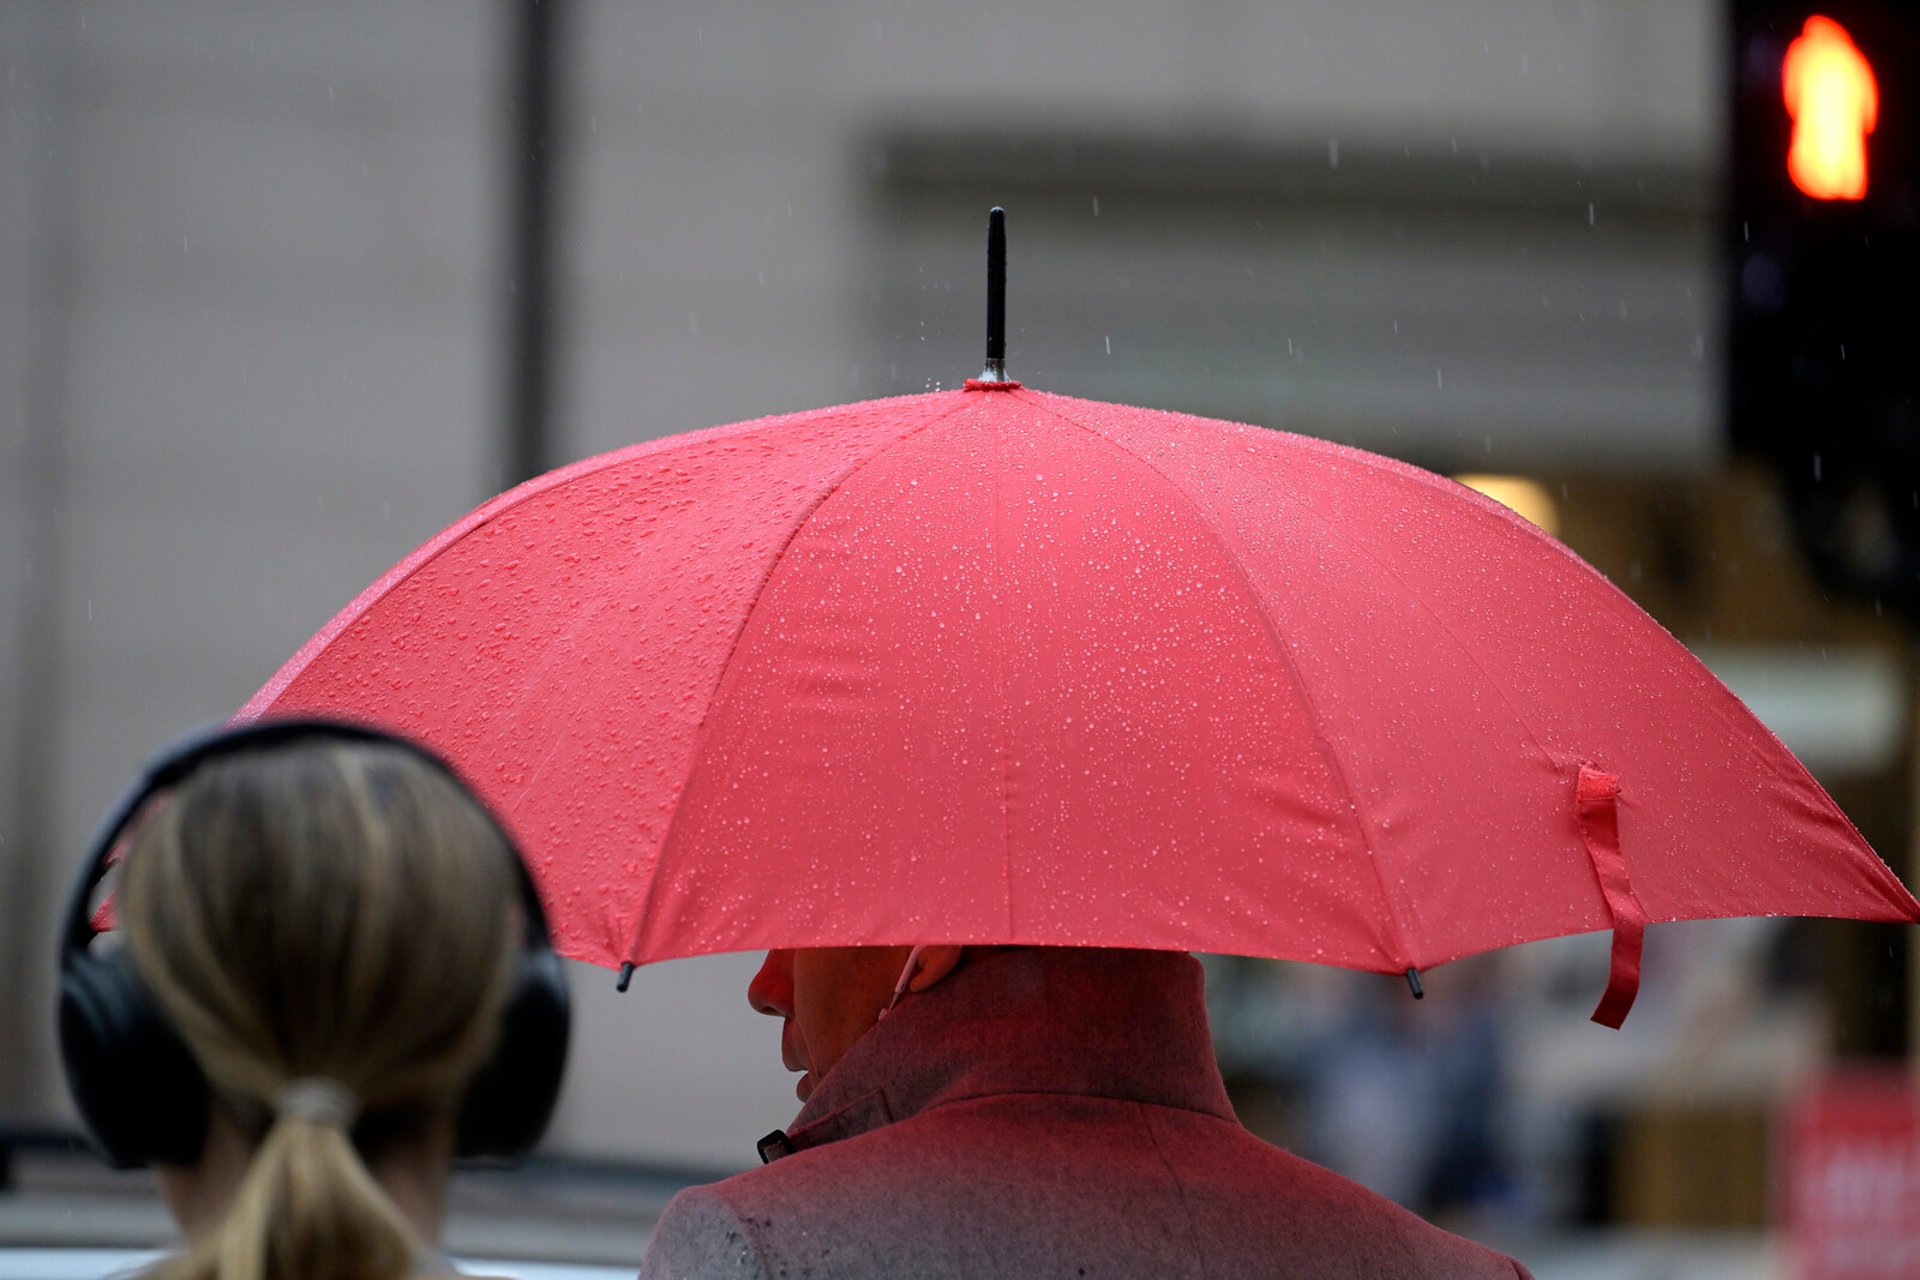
[1784,15,1878,199]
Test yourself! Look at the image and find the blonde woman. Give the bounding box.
[58,719,570,1280]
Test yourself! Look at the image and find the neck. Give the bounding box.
[787,948,1234,1153]
[368,1126,454,1244]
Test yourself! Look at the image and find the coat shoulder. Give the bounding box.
[636,1184,769,1280]
[1159,1116,1531,1278]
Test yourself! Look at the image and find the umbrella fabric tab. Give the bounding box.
[1577,766,1645,1029]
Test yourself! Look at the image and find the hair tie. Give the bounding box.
[274,1077,360,1129]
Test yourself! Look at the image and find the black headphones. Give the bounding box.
[57,717,572,1169]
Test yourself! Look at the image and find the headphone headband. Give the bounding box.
[60,716,553,963]
[58,715,570,1168]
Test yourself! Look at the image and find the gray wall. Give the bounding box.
[2,0,1723,1170]
[2,0,504,1143]
[566,0,1723,470]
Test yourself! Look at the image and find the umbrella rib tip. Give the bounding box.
[1404,967,1424,1000]
[616,960,635,993]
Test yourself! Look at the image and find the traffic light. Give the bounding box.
[1730,3,1920,614]
[1783,15,1877,201]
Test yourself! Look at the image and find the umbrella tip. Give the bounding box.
[616,960,635,993]
[1404,967,1424,1000]
[979,206,1009,383]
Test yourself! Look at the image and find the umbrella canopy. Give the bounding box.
[241,381,1919,1025]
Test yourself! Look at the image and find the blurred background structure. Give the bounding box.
[2,2,1916,1275]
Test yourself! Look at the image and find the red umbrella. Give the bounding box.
[238,376,1919,1027]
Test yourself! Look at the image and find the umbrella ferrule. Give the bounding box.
[980,206,1008,382]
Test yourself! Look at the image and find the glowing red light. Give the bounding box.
[1783,15,1878,200]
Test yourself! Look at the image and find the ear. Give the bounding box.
[905,945,965,993]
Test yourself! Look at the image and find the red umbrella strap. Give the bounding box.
[1578,766,1645,1029]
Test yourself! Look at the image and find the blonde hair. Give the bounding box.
[119,738,520,1280]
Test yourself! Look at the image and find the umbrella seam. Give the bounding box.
[1013,391,1421,972]
[991,403,1015,938]
[1280,477,1563,773]
[623,394,986,966]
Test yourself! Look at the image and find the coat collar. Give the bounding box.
[766,948,1235,1161]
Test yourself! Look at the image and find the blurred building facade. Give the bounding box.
[2,0,1907,1229]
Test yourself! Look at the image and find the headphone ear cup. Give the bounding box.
[58,950,209,1170]
[455,945,571,1161]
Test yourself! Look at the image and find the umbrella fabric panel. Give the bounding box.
[1047,391,1918,961]
[634,396,1017,959]
[246,394,975,968]
[641,393,1390,967]
[991,403,1377,962]
[1026,391,1595,969]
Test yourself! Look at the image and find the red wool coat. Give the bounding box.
[639,948,1533,1279]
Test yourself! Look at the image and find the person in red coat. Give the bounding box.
[639,946,1532,1279]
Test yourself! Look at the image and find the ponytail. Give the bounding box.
[159,1110,421,1280]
